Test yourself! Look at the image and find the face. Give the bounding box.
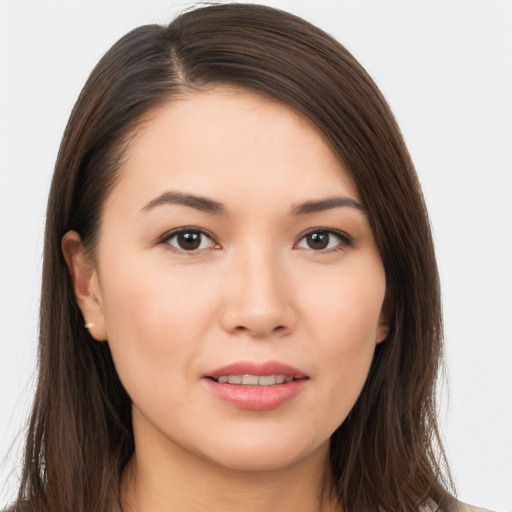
[67,87,388,473]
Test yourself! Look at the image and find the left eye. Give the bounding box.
[296,230,348,251]
[165,230,216,252]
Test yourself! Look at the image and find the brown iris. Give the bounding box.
[176,231,202,250]
[306,232,330,250]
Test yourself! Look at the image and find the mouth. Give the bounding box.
[205,360,308,384]
[203,361,309,410]
[208,374,303,386]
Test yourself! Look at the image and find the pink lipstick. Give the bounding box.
[203,360,309,411]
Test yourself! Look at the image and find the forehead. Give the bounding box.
[106,86,360,215]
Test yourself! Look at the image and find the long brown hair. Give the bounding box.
[12,4,453,511]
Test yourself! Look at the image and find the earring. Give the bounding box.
[84,322,95,329]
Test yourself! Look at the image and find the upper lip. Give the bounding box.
[205,360,308,380]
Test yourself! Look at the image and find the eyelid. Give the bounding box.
[157,226,352,253]
[295,227,353,252]
[159,226,220,252]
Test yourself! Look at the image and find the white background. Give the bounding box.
[0,1,511,510]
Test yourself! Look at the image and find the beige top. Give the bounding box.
[421,500,494,512]
[454,504,494,512]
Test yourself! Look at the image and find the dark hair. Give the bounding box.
[12,3,453,511]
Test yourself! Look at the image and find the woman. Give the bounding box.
[5,3,492,512]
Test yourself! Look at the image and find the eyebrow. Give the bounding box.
[141,191,226,215]
[141,191,365,216]
[291,196,365,215]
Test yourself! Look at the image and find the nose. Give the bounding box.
[220,248,296,339]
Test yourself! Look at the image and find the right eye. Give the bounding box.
[163,229,217,252]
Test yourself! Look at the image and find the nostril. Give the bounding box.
[232,324,286,337]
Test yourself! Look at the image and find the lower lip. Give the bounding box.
[204,378,308,411]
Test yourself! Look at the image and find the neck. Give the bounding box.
[120,420,339,512]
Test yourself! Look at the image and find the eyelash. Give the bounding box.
[159,227,353,254]
[160,227,219,254]
[295,228,353,253]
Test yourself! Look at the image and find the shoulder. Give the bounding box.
[453,504,495,512]
[420,499,495,512]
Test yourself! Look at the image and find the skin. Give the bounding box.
[63,87,389,512]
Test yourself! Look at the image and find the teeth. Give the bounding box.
[257,375,275,386]
[242,375,259,385]
[215,374,294,386]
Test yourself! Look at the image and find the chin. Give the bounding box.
[193,430,329,473]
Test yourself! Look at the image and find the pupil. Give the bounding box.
[178,232,201,250]
[307,232,328,250]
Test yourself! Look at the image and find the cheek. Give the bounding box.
[298,263,385,423]
[98,257,220,392]
[300,261,386,346]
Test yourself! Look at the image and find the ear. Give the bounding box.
[376,293,393,344]
[61,231,108,341]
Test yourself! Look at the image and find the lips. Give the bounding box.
[203,360,309,411]
[216,374,292,385]
[206,361,307,380]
